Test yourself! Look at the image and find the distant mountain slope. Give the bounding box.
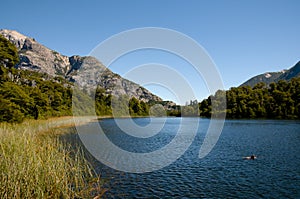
[0,29,162,102]
[240,71,286,87]
[279,61,300,81]
[241,61,300,87]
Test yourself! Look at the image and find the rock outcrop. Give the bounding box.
[0,29,162,102]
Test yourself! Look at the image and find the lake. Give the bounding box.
[77,118,300,198]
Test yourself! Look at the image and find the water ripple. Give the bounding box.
[86,118,300,198]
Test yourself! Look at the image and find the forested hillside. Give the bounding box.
[0,35,161,122]
[199,78,300,119]
[0,34,72,122]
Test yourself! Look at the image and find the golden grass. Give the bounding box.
[0,117,105,198]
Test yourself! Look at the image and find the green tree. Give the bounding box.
[0,98,24,123]
[95,87,112,116]
[0,35,19,68]
[199,77,300,119]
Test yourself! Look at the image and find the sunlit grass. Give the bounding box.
[0,117,105,198]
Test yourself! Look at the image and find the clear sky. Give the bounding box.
[1,0,299,103]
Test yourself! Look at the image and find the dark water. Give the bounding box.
[83,118,300,198]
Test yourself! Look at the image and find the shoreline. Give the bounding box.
[10,115,299,133]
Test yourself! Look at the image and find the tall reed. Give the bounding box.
[0,118,105,198]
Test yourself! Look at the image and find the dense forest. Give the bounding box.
[198,78,300,119]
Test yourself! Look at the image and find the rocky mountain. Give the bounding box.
[0,29,162,102]
[240,61,300,87]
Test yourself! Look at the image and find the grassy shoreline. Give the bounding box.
[0,117,105,198]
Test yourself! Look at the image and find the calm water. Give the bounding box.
[81,118,300,198]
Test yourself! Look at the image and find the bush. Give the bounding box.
[0,99,24,123]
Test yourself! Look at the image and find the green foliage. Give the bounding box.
[199,77,300,119]
[140,101,150,116]
[0,66,74,122]
[0,35,19,68]
[110,95,150,117]
[72,87,95,116]
[111,95,130,117]
[181,100,199,117]
[95,87,112,116]
[129,97,149,116]
[0,35,78,122]
[199,97,211,117]
[167,108,181,117]
[0,98,24,123]
[1,81,35,116]
[149,104,165,117]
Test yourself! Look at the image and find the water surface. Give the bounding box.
[83,118,300,198]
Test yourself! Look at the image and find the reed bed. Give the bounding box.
[0,117,105,198]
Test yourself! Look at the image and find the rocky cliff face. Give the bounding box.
[0,29,162,102]
[240,61,300,87]
[0,29,70,76]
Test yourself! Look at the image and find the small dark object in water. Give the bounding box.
[243,155,257,160]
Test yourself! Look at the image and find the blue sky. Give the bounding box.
[1,0,299,103]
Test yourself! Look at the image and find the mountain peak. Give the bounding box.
[0,29,162,102]
[0,29,33,49]
[0,29,28,40]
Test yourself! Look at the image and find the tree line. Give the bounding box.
[198,78,300,119]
